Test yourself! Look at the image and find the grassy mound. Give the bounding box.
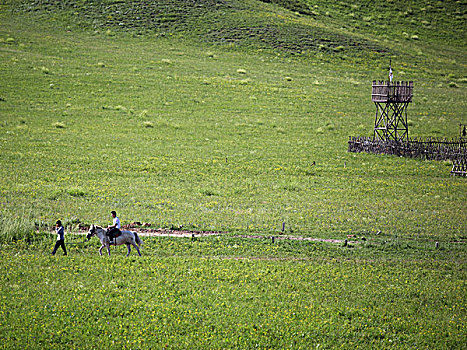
[16,0,226,34]
[11,0,393,56]
[12,0,465,58]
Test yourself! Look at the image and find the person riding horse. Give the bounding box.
[107,210,122,244]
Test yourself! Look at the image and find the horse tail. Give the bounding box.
[134,232,143,246]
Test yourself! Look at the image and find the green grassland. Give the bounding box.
[0,0,466,348]
[0,239,465,349]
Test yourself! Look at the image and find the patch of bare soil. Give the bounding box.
[234,235,359,244]
[75,223,222,238]
[74,223,360,243]
[129,228,222,238]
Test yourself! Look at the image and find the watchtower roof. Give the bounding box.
[372,80,413,103]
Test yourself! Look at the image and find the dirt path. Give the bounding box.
[72,225,358,244]
[234,234,358,244]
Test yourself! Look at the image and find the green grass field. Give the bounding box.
[0,0,466,348]
[0,239,465,349]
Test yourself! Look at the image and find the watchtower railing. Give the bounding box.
[372,81,413,103]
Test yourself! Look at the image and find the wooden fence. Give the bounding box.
[348,136,467,161]
[450,159,467,177]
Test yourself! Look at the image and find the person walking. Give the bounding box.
[52,220,67,255]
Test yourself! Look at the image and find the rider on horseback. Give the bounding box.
[107,210,121,245]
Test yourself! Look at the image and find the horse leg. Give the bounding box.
[99,244,104,256]
[132,242,142,256]
[106,243,111,256]
[126,243,131,257]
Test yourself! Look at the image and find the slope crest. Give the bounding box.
[14,0,392,56]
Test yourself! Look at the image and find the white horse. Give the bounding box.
[86,224,143,256]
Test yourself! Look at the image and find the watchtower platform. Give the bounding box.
[372,81,413,103]
[372,80,413,142]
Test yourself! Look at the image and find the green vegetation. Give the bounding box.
[0,0,465,348]
[0,235,465,349]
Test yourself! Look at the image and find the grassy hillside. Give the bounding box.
[0,1,466,349]
[7,0,467,81]
[11,1,467,58]
[0,0,466,237]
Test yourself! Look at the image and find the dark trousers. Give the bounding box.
[52,239,67,255]
[107,228,121,241]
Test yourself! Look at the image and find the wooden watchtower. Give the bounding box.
[371,80,413,142]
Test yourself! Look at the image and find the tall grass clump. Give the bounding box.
[0,214,36,243]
